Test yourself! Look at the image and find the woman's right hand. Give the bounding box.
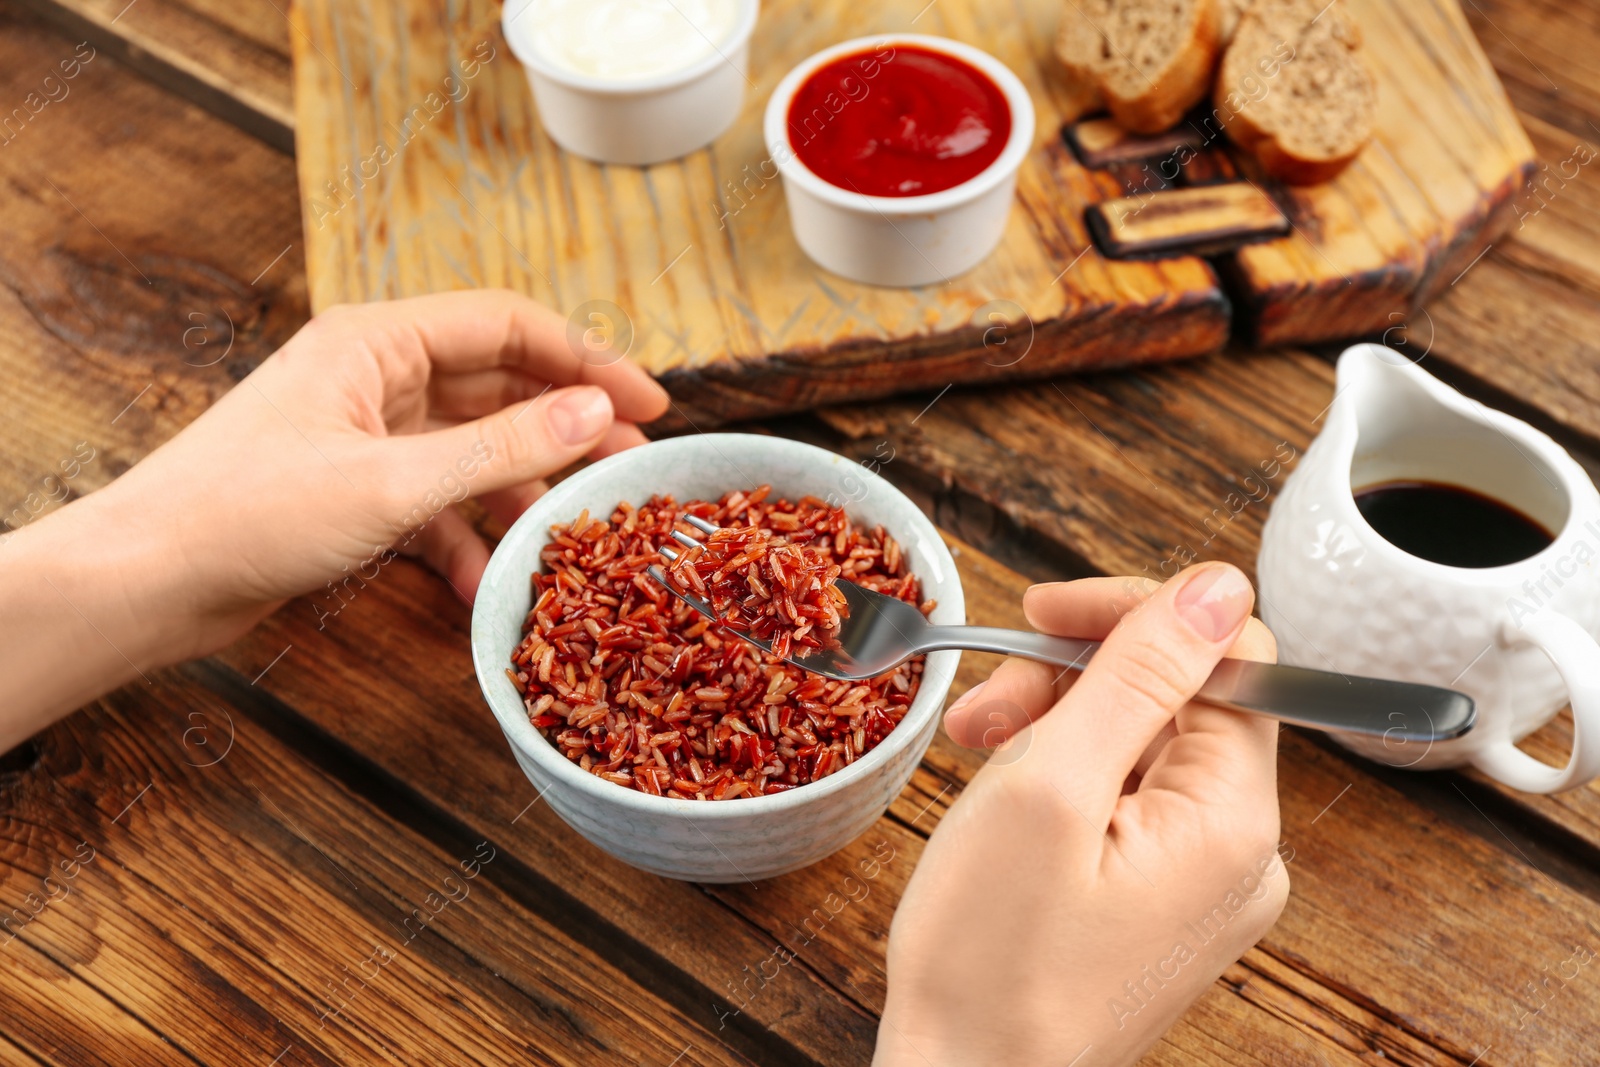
[877,563,1290,1066]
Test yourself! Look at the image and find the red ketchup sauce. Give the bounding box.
[787,44,1011,198]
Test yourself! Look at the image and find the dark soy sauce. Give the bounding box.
[1354,480,1555,568]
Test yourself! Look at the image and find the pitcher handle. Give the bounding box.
[1471,611,1600,794]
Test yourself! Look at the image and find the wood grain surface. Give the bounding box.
[1221,0,1535,346]
[5,0,1600,1064]
[7,679,763,1066]
[290,0,1234,428]
[13,0,294,150]
[289,0,1530,426]
[217,528,1600,1066]
[1087,182,1289,259]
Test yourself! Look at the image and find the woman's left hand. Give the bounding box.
[3,290,667,743]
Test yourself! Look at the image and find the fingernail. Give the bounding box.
[947,680,987,717]
[1174,564,1253,642]
[548,387,612,445]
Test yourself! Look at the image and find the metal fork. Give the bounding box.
[646,516,1476,743]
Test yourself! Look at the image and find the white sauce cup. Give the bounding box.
[763,34,1036,287]
[502,0,760,166]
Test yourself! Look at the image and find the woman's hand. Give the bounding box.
[877,563,1288,1067]
[2,290,668,747]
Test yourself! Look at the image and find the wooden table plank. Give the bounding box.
[198,584,881,1066]
[196,514,1599,1066]
[0,8,303,517]
[6,2,1600,1065]
[14,0,294,151]
[2,940,201,1066]
[1462,0,1600,141]
[208,549,1399,1066]
[18,0,1600,456]
[817,348,1324,580]
[3,677,756,1066]
[1422,110,1600,448]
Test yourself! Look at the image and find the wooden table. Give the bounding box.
[4,1,1600,1063]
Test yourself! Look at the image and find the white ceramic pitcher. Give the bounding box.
[1258,344,1600,793]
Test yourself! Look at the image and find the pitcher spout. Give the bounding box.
[1333,344,1468,463]
[1333,344,1572,516]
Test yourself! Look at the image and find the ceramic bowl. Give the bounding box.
[501,0,760,165]
[763,34,1036,287]
[471,434,964,881]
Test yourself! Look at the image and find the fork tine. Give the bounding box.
[660,515,715,567]
[683,514,719,536]
[646,564,684,598]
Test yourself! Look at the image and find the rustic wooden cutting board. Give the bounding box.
[290,0,1532,426]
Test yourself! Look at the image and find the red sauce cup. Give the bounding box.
[763,34,1036,287]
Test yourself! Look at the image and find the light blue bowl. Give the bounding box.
[471,433,964,882]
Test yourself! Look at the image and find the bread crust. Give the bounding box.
[1223,106,1365,185]
[1218,0,1250,47]
[1048,40,1106,124]
[1054,7,1104,102]
[1215,2,1374,185]
[1056,0,1223,135]
[1109,0,1222,133]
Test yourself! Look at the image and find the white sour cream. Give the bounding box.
[525,0,742,83]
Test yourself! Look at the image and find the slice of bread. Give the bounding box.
[1056,0,1223,134]
[1218,0,1250,44]
[1052,61,1106,126]
[1216,0,1376,184]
